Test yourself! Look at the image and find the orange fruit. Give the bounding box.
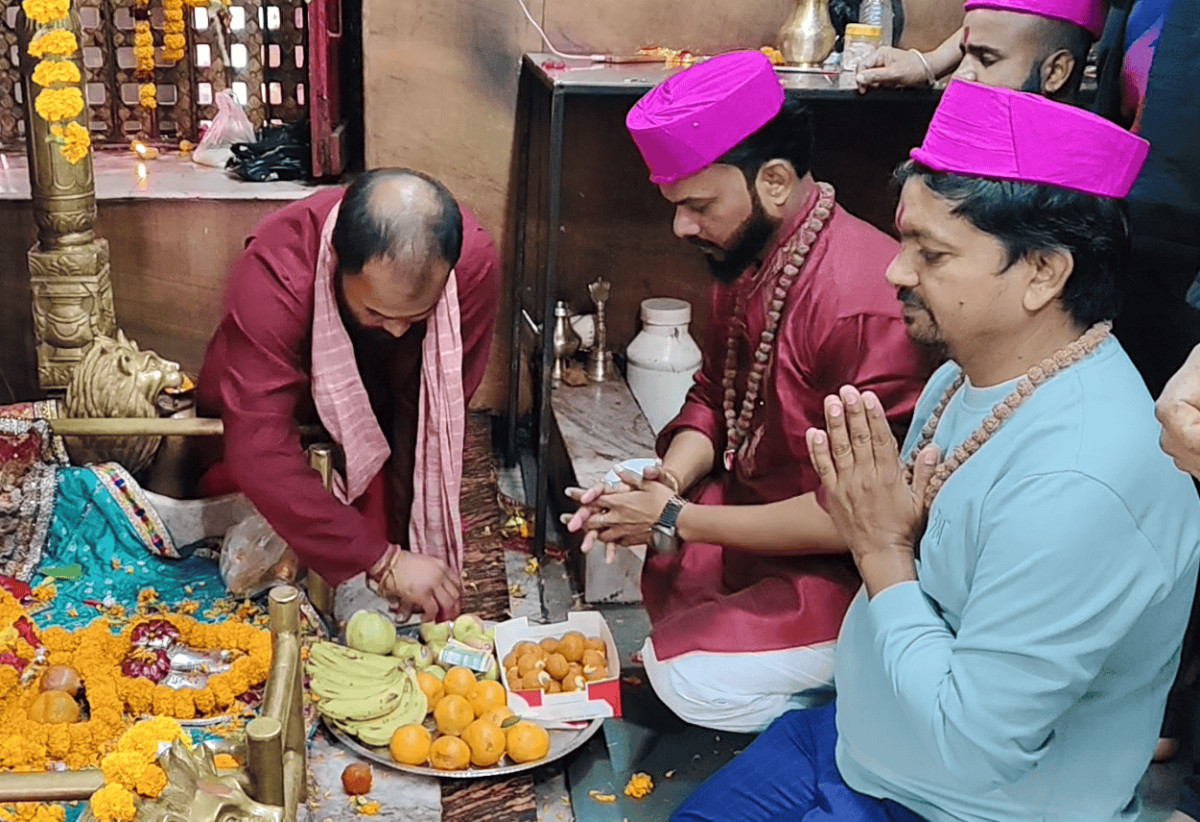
[433,694,474,736]
[504,666,520,685]
[27,690,80,724]
[467,679,507,718]
[443,666,477,698]
[506,720,550,763]
[478,706,515,727]
[538,637,559,655]
[584,637,606,654]
[416,671,445,714]
[389,724,432,766]
[429,735,471,771]
[557,632,585,662]
[461,719,507,767]
[547,679,563,694]
[502,651,519,669]
[544,652,569,680]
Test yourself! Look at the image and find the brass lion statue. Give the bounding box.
[63,330,184,474]
[78,740,283,822]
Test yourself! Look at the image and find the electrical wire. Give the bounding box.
[512,0,606,62]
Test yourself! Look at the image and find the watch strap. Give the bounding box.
[655,496,687,532]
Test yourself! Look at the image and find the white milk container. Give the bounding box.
[625,298,703,434]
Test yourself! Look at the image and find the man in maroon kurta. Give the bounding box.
[198,172,500,616]
[568,52,930,731]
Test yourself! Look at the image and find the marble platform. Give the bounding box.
[0,149,329,201]
[550,378,656,604]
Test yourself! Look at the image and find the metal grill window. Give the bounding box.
[0,0,310,147]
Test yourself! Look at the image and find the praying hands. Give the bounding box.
[806,385,940,598]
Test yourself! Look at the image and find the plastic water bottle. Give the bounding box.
[859,0,894,46]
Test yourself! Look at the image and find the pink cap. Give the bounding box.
[963,0,1107,39]
[911,80,1148,198]
[626,51,784,186]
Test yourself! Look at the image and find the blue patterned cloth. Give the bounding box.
[34,465,229,630]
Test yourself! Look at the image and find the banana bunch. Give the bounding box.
[306,641,428,747]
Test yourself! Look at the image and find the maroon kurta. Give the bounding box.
[646,188,931,660]
[197,188,500,586]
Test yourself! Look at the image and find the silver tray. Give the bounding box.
[324,715,604,779]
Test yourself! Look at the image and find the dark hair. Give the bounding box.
[717,98,814,187]
[894,160,1130,326]
[332,168,463,277]
[1032,18,1094,102]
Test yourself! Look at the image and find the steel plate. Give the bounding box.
[324,716,604,779]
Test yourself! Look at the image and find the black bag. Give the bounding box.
[227,121,312,182]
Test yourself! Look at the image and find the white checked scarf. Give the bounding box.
[310,202,465,576]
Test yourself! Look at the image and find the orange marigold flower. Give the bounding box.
[21,0,70,25]
[89,784,136,822]
[27,30,77,59]
[31,60,79,88]
[50,122,90,164]
[34,87,83,122]
[100,751,145,791]
[133,764,167,799]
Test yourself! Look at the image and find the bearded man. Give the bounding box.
[855,0,1103,99]
[198,169,501,620]
[566,51,930,732]
[671,80,1200,822]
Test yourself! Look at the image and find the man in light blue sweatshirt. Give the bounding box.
[673,79,1200,822]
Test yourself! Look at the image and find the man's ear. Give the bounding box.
[755,159,797,214]
[1022,247,1074,313]
[1040,49,1076,98]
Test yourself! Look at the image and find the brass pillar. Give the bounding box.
[305,444,337,621]
[17,7,116,391]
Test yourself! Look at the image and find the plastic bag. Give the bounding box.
[193,89,256,169]
[219,511,300,597]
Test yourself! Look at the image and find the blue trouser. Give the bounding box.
[673,703,927,822]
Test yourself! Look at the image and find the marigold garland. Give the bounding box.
[91,719,187,822]
[26,30,76,59]
[0,804,66,822]
[133,21,155,76]
[21,0,71,26]
[161,0,185,63]
[0,590,270,773]
[138,83,157,110]
[89,785,136,822]
[30,60,79,88]
[50,123,90,164]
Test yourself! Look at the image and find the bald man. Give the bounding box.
[855,0,1103,101]
[199,169,501,619]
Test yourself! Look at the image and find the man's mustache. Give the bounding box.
[687,237,724,257]
[897,288,926,310]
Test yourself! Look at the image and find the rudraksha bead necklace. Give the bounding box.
[722,182,836,471]
[904,320,1112,504]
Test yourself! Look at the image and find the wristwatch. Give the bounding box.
[650,496,687,554]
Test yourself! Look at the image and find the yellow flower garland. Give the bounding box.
[91,718,187,822]
[0,590,270,772]
[49,123,90,164]
[133,21,155,76]
[27,30,76,59]
[34,87,83,123]
[21,0,71,26]
[0,804,65,822]
[24,1,90,165]
[138,83,157,110]
[31,59,80,88]
[162,0,185,63]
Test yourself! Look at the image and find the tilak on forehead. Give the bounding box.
[626,50,784,185]
[962,0,1108,38]
[911,79,1148,198]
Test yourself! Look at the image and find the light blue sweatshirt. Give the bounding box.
[835,337,1200,822]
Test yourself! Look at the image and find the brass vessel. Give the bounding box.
[779,0,837,68]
